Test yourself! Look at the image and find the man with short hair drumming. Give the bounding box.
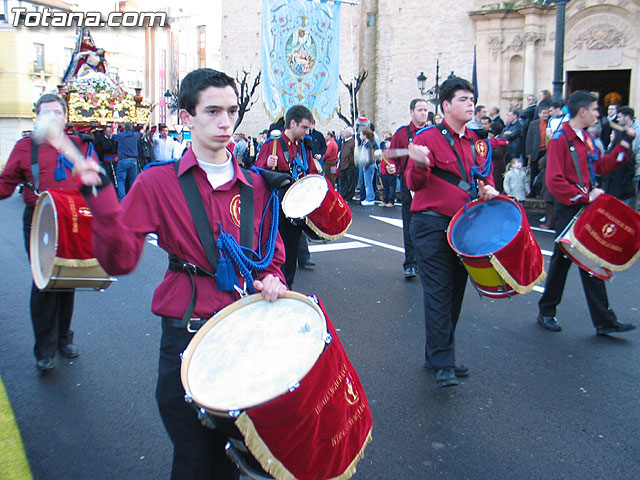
[74,68,287,479]
[405,77,498,388]
[537,91,636,336]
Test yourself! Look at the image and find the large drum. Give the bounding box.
[281,174,351,241]
[181,292,372,480]
[447,195,545,298]
[556,193,640,280]
[30,189,114,290]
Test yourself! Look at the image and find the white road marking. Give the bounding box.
[309,241,370,252]
[344,233,405,253]
[541,250,553,257]
[369,215,403,228]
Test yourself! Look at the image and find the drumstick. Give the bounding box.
[384,148,410,159]
[270,129,281,170]
[374,149,392,168]
[33,114,105,195]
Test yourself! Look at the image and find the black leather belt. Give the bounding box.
[418,210,450,219]
[162,316,209,333]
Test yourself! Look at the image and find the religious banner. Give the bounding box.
[262,0,341,123]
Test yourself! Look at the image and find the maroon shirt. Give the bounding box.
[546,122,629,205]
[0,136,92,206]
[84,148,286,319]
[406,120,494,217]
[388,121,422,175]
[254,132,318,175]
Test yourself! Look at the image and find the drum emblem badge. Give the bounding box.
[78,207,92,217]
[602,223,616,239]
[230,195,241,228]
[475,140,488,157]
[345,377,359,405]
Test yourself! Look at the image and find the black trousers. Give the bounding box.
[23,206,75,360]
[400,176,417,270]
[538,202,617,328]
[410,213,468,369]
[156,320,240,480]
[339,165,357,202]
[278,209,303,288]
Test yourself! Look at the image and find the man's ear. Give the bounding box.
[179,109,192,128]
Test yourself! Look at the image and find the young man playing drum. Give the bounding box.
[537,90,636,336]
[0,93,94,372]
[255,104,318,288]
[74,68,287,479]
[405,77,499,388]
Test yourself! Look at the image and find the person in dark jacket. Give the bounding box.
[502,109,523,163]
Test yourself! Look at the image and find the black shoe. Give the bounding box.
[298,260,316,269]
[58,344,79,358]
[424,361,469,377]
[404,267,417,279]
[36,358,54,371]
[596,322,636,336]
[537,314,561,332]
[435,368,459,388]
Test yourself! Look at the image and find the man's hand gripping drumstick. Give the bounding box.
[266,129,281,170]
[33,113,105,195]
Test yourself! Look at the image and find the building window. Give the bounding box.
[198,25,206,68]
[34,43,44,71]
[0,0,9,23]
[366,13,374,27]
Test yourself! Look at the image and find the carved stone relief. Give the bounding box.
[487,35,504,59]
[574,24,627,49]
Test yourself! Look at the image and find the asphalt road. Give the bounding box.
[1,190,639,480]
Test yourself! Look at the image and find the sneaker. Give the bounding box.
[361,200,375,206]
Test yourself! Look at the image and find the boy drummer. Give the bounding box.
[74,68,287,479]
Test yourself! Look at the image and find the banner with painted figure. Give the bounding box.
[262,0,341,123]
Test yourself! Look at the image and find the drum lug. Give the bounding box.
[228,409,241,418]
[288,382,300,392]
[306,294,319,305]
[324,333,333,345]
[197,407,218,430]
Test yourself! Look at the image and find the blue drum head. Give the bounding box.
[450,200,522,256]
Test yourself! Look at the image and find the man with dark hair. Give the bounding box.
[603,106,640,209]
[255,103,318,287]
[113,121,141,200]
[537,90,636,336]
[74,68,287,479]
[525,101,551,196]
[0,93,95,371]
[405,77,498,388]
[547,100,568,135]
[503,109,523,163]
[309,119,327,170]
[480,116,492,131]
[339,126,357,201]
[388,98,429,279]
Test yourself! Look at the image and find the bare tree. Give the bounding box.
[336,70,368,126]
[234,70,261,131]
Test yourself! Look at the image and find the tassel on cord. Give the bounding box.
[216,189,280,294]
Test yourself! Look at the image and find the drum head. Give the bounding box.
[181,292,328,414]
[281,175,328,219]
[450,199,522,257]
[30,192,58,289]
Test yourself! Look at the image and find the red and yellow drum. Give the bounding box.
[447,195,545,298]
[281,174,352,241]
[30,189,115,290]
[556,193,640,280]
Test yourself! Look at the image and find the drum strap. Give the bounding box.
[560,129,597,191]
[30,140,41,194]
[171,159,255,324]
[433,123,479,199]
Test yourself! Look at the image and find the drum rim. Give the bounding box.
[447,195,523,259]
[30,191,59,290]
[180,291,328,416]
[281,174,328,219]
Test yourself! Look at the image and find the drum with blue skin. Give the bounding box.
[447,196,523,298]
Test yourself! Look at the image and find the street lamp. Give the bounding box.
[164,86,180,124]
[416,72,427,96]
[547,0,571,100]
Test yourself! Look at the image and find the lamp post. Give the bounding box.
[549,0,571,101]
[416,72,427,96]
[164,84,180,125]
